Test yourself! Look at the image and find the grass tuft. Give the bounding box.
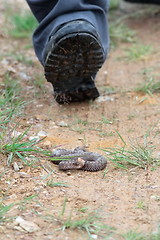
[60,211,114,239]
[0,74,25,131]
[9,12,38,38]
[102,132,159,170]
[122,228,160,240]
[109,23,135,48]
[124,44,152,61]
[135,77,160,95]
[122,230,145,240]
[0,202,14,222]
[0,126,51,166]
[3,73,21,102]
[109,0,119,11]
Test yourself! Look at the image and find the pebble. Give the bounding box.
[29,136,40,141]
[150,195,160,201]
[15,216,40,233]
[13,162,20,172]
[18,72,31,81]
[103,70,108,76]
[1,58,9,65]
[57,121,68,127]
[96,96,115,103]
[36,104,44,108]
[66,172,71,176]
[11,130,22,138]
[157,152,160,157]
[37,130,47,137]
[91,235,98,239]
[51,125,59,129]
[19,172,30,178]
[14,226,25,232]
[0,226,4,233]
[8,194,17,199]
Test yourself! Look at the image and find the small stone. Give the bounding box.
[29,136,40,141]
[49,122,56,126]
[57,121,68,127]
[51,125,59,129]
[6,180,11,185]
[150,195,160,201]
[96,96,115,103]
[18,72,31,81]
[37,130,47,137]
[78,137,84,140]
[36,104,44,108]
[149,185,159,189]
[157,152,160,158]
[91,234,98,239]
[26,86,34,90]
[67,172,71,176]
[13,162,20,172]
[14,226,25,232]
[18,162,23,169]
[1,58,9,65]
[49,122,59,129]
[15,216,40,233]
[19,172,30,178]
[11,130,22,138]
[7,66,16,73]
[9,194,17,199]
[0,226,4,233]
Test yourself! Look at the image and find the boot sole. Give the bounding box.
[44,32,104,104]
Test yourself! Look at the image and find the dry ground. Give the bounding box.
[0,1,160,239]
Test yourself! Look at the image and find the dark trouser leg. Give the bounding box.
[26,0,109,65]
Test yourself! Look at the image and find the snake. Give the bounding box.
[50,147,107,172]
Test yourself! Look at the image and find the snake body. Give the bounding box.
[51,147,107,171]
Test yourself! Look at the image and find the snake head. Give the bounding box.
[69,158,85,169]
[58,157,85,170]
[75,157,85,168]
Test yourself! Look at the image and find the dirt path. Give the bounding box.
[0,1,160,240]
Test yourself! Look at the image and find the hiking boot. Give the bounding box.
[43,20,105,104]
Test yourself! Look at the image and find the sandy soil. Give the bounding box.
[0,1,160,240]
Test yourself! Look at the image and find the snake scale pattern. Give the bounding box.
[51,147,107,172]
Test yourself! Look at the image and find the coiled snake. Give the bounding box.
[50,147,107,171]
